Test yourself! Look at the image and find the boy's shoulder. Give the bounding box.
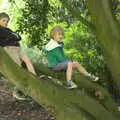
[46,47,60,54]
[45,39,61,51]
[0,26,12,32]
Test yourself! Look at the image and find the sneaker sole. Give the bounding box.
[13,93,26,101]
[67,85,78,89]
[92,77,99,82]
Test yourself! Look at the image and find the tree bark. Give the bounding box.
[35,63,119,115]
[87,0,120,93]
[0,47,119,120]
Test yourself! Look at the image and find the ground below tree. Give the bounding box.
[0,77,54,120]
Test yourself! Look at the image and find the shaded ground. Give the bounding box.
[0,77,55,120]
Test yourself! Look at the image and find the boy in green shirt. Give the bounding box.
[45,26,98,89]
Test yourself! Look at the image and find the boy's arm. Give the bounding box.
[0,27,10,38]
[53,47,67,62]
[0,27,21,41]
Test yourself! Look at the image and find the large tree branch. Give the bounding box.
[0,47,119,120]
[35,63,119,116]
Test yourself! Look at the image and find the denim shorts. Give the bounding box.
[52,61,71,71]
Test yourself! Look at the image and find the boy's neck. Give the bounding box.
[0,25,6,28]
[51,38,63,43]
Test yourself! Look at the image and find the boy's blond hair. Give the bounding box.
[50,26,64,39]
[0,12,10,20]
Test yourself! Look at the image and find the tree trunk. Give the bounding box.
[87,0,120,90]
[0,47,119,120]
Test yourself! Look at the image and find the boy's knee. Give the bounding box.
[22,56,31,63]
[73,62,80,67]
[67,62,73,67]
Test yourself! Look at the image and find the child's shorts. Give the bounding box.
[4,46,26,66]
[52,61,71,71]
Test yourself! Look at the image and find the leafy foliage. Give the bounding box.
[8,0,120,88]
[63,22,106,79]
[15,0,50,48]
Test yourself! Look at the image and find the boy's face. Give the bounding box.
[0,17,9,28]
[53,31,63,42]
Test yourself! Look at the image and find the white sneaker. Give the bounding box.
[87,74,99,82]
[13,91,26,100]
[117,106,120,111]
[67,81,78,89]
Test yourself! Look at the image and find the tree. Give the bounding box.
[87,0,120,95]
[1,0,120,119]
[0,47,119,120]
[59,0,120,101]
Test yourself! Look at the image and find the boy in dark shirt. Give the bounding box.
[0,12,36,100]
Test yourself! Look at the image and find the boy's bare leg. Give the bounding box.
[25,59,36,75]
[66,62,77,88]
[72,62,99,81]
[66,62,73,81]
[22,55,36,75]
[72,62,89,76]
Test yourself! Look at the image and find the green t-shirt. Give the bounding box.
[46,47,68,67]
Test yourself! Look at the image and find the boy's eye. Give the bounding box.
[4,20,8,23]
[59,33,62,36]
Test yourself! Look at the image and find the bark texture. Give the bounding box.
[0,48,119,120]
[87,0,120,89]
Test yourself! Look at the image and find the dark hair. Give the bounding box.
[0,12,10,20]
